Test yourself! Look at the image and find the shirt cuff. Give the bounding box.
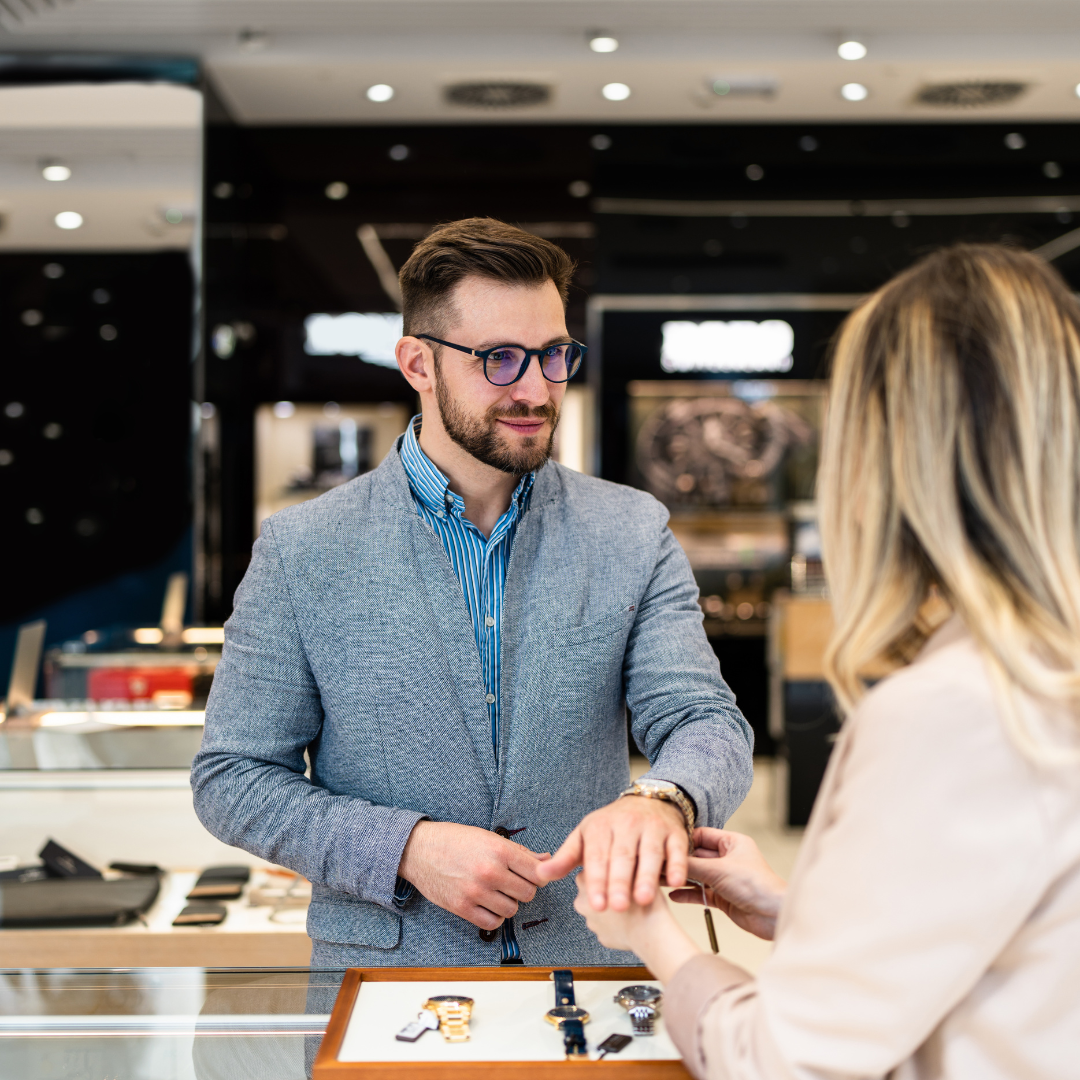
[393,876,415,908]
[665,953,753,1078]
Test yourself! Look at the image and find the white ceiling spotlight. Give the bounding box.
[841,82,869,102]
[589,33,619,53]
[366,84,394,103]
[42,164,71,182]
[54,211,83,230]
[602,82,631,101]
[838,40,867,61]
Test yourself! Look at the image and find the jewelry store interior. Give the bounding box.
[3,3,1080,1077]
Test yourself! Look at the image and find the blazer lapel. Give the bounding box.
[404,502,499,796]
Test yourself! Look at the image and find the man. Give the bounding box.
[191,218,753,968]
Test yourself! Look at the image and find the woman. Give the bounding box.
[574,244,1080,1078]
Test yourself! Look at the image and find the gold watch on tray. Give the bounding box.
[619,778,696,848]
[423,995,474,1042]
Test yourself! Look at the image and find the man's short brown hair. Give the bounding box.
[399,217,576,338]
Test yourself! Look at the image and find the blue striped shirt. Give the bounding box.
[399,415,535,761]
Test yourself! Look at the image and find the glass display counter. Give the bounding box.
[0,967,342,1080]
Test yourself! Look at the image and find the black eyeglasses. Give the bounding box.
[416,334,586,386]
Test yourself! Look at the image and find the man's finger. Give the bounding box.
[469,906,506,931]
[496,868,539,904]
[605,832,640,911]
[506,846,548,886]
[631,829,667,906]
[476,889,519,920]
[664,829,690,889]
[582,823,614,910]
[536,829,583,883]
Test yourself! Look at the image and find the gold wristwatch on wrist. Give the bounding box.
[618,778,696,848]
[423,995,474,1042]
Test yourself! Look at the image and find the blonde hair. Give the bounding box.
[819,243,1080,759]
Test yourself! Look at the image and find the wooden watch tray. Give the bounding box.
[314,966,693,1079]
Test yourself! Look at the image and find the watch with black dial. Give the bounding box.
[545,1004,590,1029]
[615,984,663,1036]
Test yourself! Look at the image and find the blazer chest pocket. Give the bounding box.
[556,605,636,647]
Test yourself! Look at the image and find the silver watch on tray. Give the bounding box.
[615,984,663,1035]
[618,778,696,848]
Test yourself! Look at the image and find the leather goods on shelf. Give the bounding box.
[172,901,228,926]
[186,865,250,899]
[40,838,102,879]
[0,876,160,927]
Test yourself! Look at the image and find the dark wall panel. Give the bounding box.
[0,251,194,625]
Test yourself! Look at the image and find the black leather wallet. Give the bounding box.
[172,902,228,926]
[186,865,250,899]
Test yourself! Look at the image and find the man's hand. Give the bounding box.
[536,796,689,911]
[398,821,549,931]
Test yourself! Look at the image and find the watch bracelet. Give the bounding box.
[628,1005,657,1035]
[425,1001,471,1042]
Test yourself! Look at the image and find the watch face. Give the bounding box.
[637,779,676,795]
[616,984,662,1006]
[427,995,474,1006]
[546,1006,589,1025]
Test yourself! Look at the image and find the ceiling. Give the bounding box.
[4,1,1080,123]
[0,84,200,249]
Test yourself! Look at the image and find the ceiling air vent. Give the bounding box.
[914,81,1029,108]
[444,82,551,109]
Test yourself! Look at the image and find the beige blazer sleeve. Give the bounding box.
[665,622,1077,1080]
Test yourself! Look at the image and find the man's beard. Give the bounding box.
[434,370,560,475]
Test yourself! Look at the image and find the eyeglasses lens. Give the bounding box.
[540,344,583,383]
[485,344,583,385]
[485,347,527,385]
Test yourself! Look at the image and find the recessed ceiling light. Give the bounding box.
[589,34,619,53]
[325,181,349,200]
[42,164,71,182]
[1004,132,1026,149]
[840,82,869,102]
[366,84,394,103]
[54,211,83,230]
[838,40,867,60]
[602,82,631,101]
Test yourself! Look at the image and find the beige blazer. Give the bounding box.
[666,617,1080,1079]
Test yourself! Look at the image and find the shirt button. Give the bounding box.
[485,694,496,704]
[485,616,495,627]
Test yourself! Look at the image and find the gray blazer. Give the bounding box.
[191,441,753,967]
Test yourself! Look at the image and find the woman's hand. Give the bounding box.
[573,873,701,983]
[668,829,787,941]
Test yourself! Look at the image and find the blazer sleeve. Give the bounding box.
[624,520,754,827]
[190,520,426,911]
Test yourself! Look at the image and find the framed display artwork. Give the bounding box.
[314,966,692,1079]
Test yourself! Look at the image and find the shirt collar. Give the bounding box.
[400,414,536,520]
